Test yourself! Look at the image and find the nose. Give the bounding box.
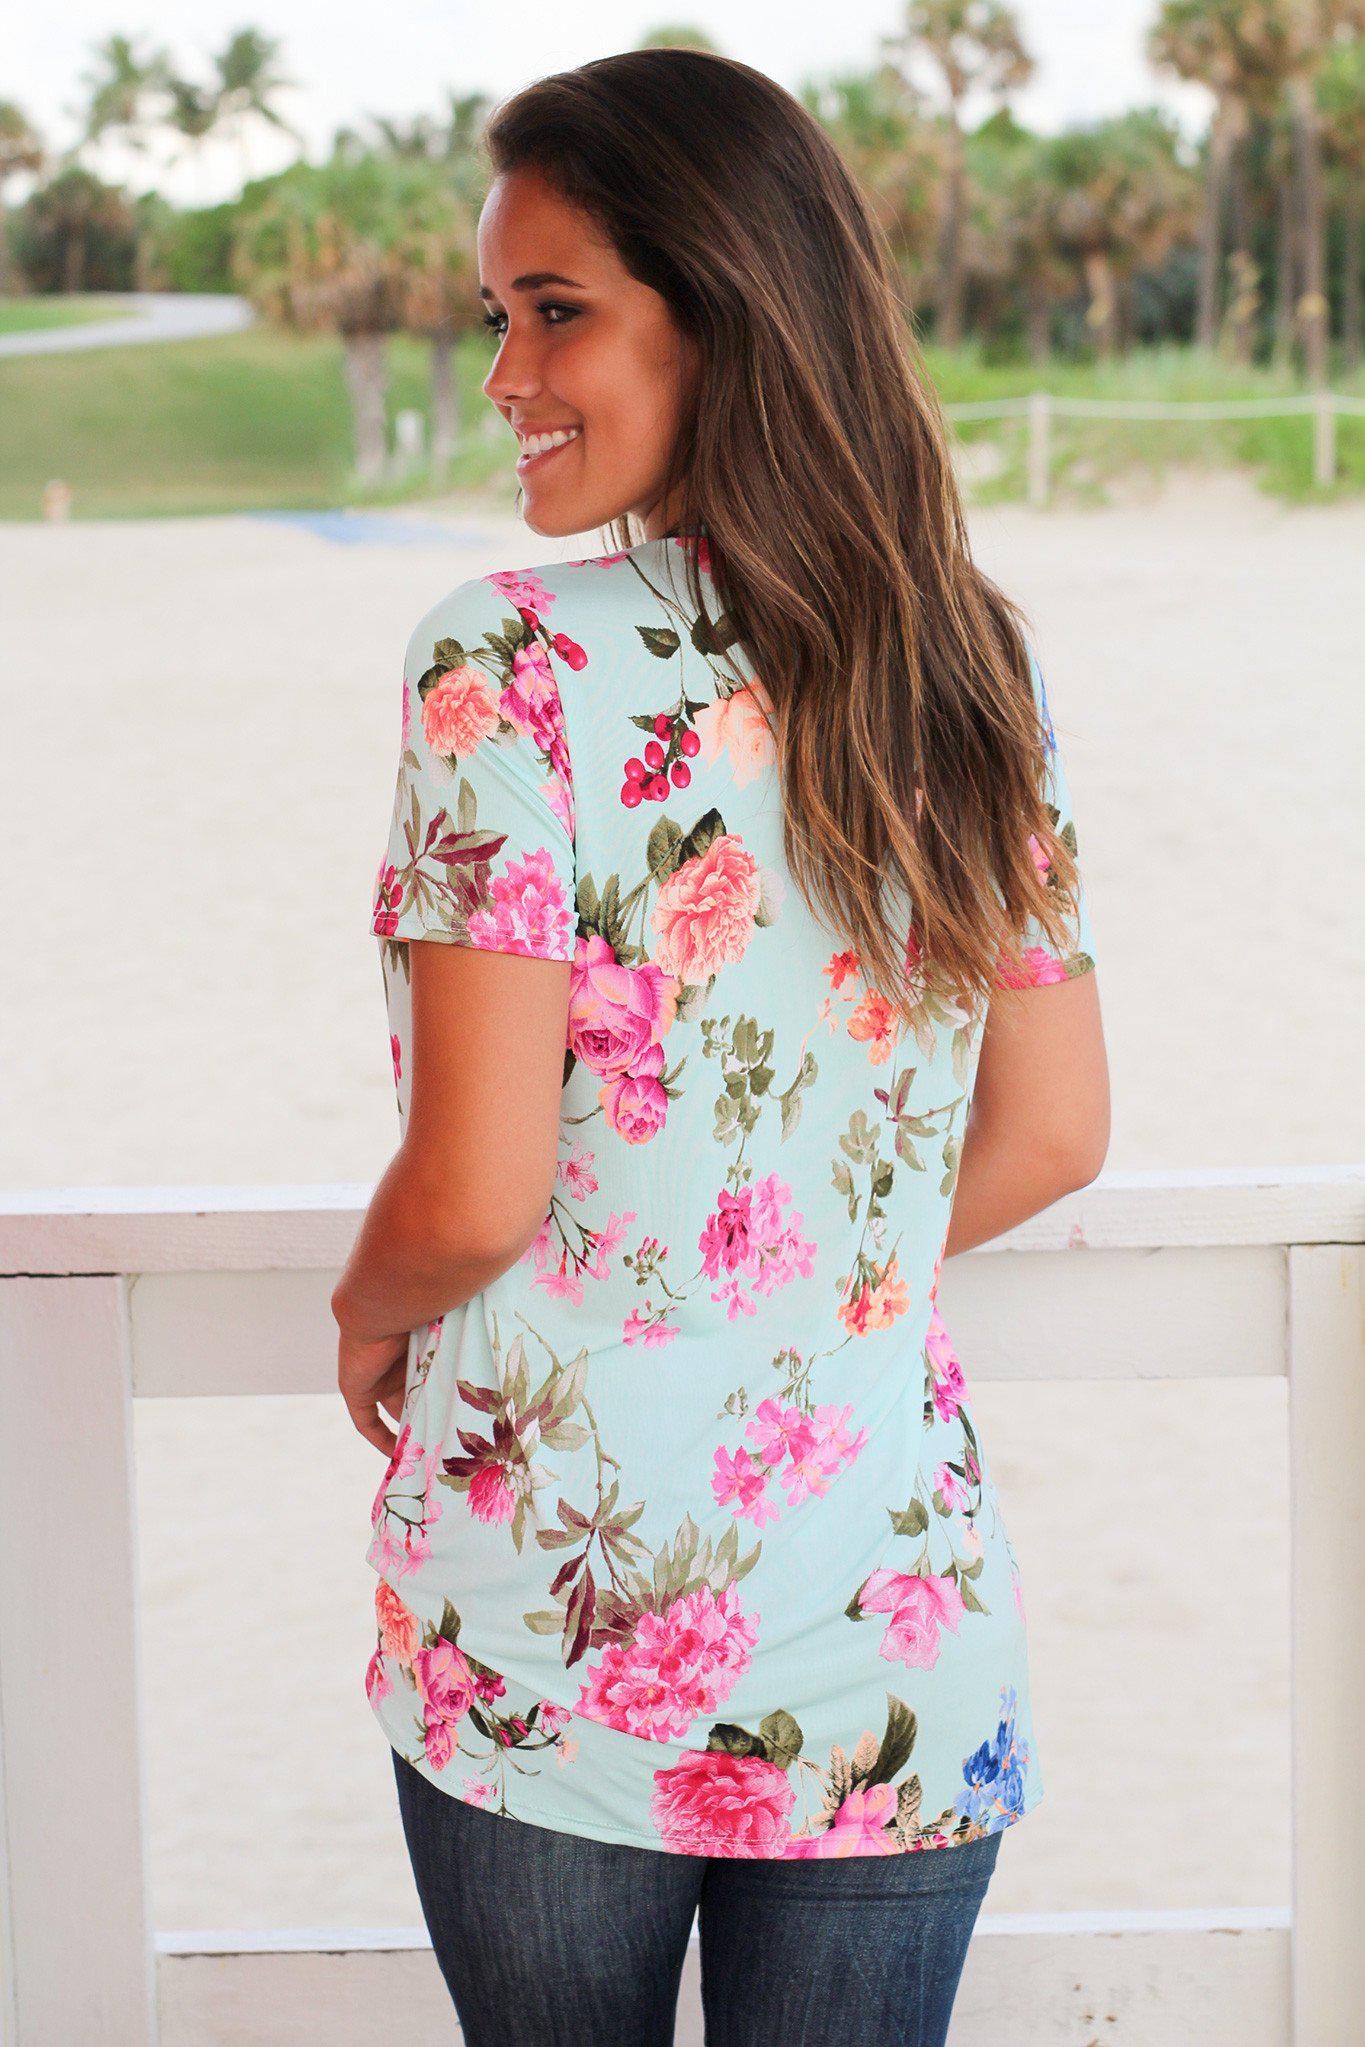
[483,329,544,411]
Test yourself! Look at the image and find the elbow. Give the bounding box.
[1054,1118,1110,1192]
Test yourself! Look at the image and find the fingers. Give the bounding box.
[344,1396,399,1457]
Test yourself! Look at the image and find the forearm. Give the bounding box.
[941,1109,1088,1258]
[330,1147,522,1341]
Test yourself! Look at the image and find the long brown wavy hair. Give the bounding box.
[484,48,1084,1031]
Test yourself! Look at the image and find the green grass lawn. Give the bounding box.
[0,320,1358,520]
[0,294,138,335]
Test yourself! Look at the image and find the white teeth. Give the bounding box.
[521,426,581,455]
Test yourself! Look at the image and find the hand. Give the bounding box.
[336,1325,410,1456]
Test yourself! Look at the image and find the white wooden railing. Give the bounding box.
[1,1167,1360,2046]
[943,390,1365,500]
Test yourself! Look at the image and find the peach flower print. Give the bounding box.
[421,664,501,758]
[692,680,777,787]
[375,1579,419,1667]
[651,834,763,984]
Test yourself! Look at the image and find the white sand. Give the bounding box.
[4,470,1359,1934]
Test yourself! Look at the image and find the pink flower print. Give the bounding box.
[370,1419,422,1526]
[372,861,403,937]
[785,1782,899,1858]
[374,1580,419,1667]
[413,1637,478,1746]
[858,1568,966,1670]
[551,631,587,670]
[650,833,764,984]
[925,1307,967,1422]
[778,1402,868,1507]
[468,1463,518,1524]
[389,1032,402,1086]
[557,1141,599,1199]
[465,844,575,960]
[698,1174,816,1319]
[996,943,1068,988]
[423,1719,454,1770]
[1028,830,1052,880]
[623,1306,682,1348]
[365,1648,392,1706]
[651,1747,795,1855]
[500,641,575,811]
[421,663,501,759]
[538,1700,573,1737]
[600,1040,669,1142]
[846,987,901,1065]
[692,680,777,786]
[485,566,556,618]
[746,1398,817,1468]
[569,933,677,1078]
[573,1582,759,1742]
[462,1778,497,1806]
[523,1203,639,1306]
[936,1461,969,1512]
[711,1443,781,1527]
[1012,1569,1027,1624]
[400,673,412,751]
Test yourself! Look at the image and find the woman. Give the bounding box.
[332,47,1109,2047]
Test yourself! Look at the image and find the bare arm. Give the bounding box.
[331,940,573,1341]
[942,968,1110,1257]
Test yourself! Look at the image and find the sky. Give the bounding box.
[15,0,1213,207]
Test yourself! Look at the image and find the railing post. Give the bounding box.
[0,1276,158,2046]
[1027,390,1052,508]
[1311,394,1335,489]
[1286,1243,1365,2046]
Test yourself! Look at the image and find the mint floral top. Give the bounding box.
[364,530,1096,1859]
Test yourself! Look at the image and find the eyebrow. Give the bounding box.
[478,272,586,299]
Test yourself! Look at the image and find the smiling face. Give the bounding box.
[478,166,699,541]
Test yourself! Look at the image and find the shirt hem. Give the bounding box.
[375,1698,1044,1861]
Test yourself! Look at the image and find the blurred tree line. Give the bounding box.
[0,5,1359,475]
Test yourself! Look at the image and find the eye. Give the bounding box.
[480,301,581,339]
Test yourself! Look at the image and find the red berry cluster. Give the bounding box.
[621,711,701,807]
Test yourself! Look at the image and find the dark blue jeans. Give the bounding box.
[391,1747,1001,2045]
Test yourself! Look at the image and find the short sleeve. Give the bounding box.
[370,576,578,961]
[992,646,1097,989]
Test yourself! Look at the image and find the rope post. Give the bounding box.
[1312,393,1335,489]
[1027,391,1051,508]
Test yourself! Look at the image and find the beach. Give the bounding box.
[4,469,1360,1934]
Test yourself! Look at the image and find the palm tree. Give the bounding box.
[1148,0,1293,360]
[802,64,941,297]
[879,0,1034,348]
[0,101,45,295]
[1047,111,1198,357]
[1281,0,1364,384]
[77,32,173,286]
[1317,27,1365,371]
[210,28,302,189]
[233,153,411,485]
[388,159,483,478]
[163,74,222,208]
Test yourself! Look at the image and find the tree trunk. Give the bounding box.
[1272,167,1297,370]
[1289,70,1329,386]
[1342,179,1361,376]
[342,332,390,486]
[937,109,966,349]
[1224,112,1257,365]
[63,229,85,295]
[1025,276,1051,363]
[0,203,10,297]
[1198,95,1236,352]
[1082,249,1116,356]
[429,328,460,477]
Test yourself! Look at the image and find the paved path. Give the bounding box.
[0,291,253,357]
